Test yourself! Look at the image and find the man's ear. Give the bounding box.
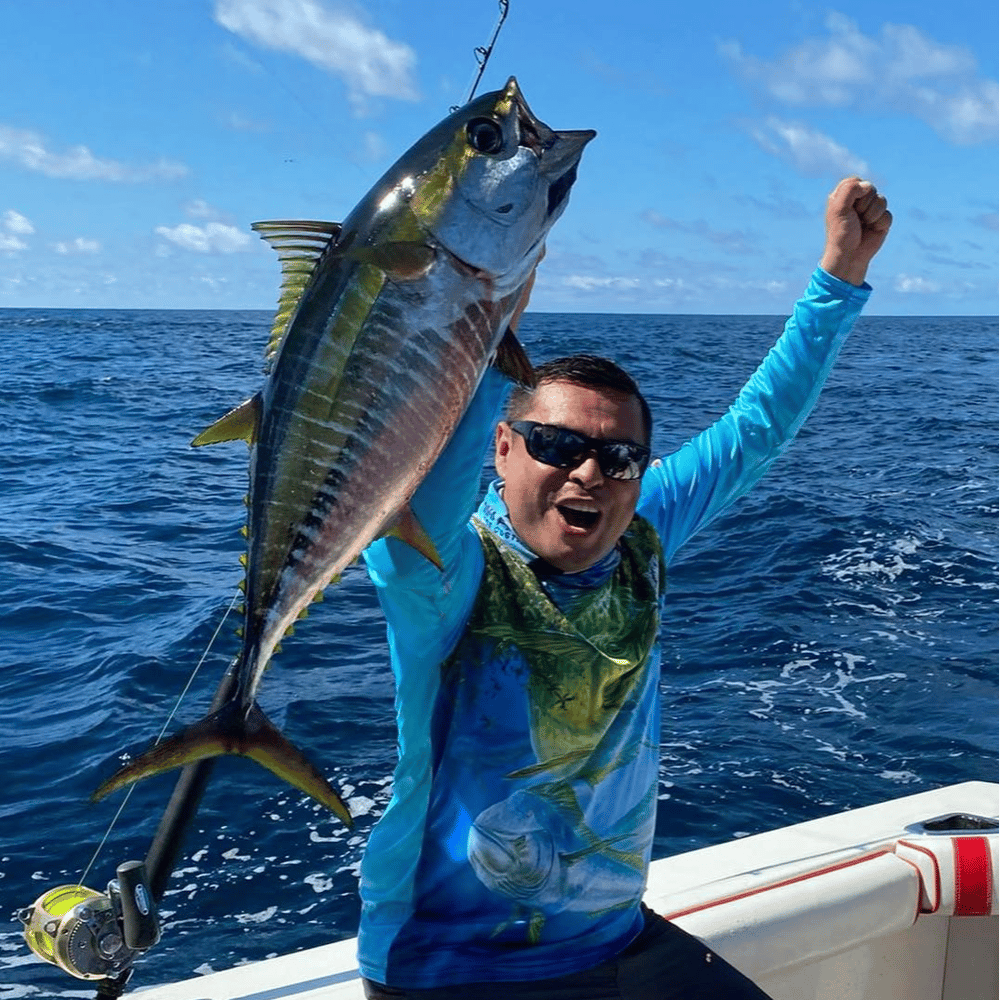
[495,421,512,477]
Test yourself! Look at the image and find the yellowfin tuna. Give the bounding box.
[93,78,594,826]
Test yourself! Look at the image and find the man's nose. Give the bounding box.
[569,452,604,488]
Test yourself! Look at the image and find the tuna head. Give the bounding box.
[354,77,594,282]
[421,77,595,278]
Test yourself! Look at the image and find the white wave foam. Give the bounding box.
[822,532,923,586]
[304,873,334,893]
[234,905,278,925]
[878,769,921,784]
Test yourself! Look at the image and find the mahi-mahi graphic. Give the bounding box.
[468,781,656,941]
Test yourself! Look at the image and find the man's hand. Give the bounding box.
[819,177,892,287]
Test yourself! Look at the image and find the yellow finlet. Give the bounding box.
[192,394,261,447]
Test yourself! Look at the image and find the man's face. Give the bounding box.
[494,380,646,574]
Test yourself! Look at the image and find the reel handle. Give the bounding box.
[113,862,160,951]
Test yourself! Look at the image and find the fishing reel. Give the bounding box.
[15,860,160,981]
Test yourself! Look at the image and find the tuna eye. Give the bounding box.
[466,117,504,155]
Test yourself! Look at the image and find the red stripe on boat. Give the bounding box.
[953,836,992,916]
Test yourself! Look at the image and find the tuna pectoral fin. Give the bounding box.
[192,394,261,446]
[384,504,443,570]
[92,700,352,828]
[492,327,535,387]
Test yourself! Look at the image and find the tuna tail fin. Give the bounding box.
[92,700,353,828]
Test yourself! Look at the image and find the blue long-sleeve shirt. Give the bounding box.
[359,268,871,985]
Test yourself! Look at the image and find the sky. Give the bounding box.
[1,0,996,314]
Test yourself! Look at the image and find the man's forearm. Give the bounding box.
[638,267,870,562]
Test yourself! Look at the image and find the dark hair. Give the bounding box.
[506,354,652,445]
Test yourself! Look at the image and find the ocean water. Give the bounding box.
[0,307,996,997]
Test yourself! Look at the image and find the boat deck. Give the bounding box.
[135,781,998,1000]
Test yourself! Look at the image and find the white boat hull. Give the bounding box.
[136,781,998,1000]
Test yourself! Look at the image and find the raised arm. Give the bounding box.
[639,178,892,562]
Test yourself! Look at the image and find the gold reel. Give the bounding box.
[19,883,131,980]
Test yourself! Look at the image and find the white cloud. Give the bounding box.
[55,237,101,254]
[709,276,791,295]
[552,271,794,306]
[1,210,32,252]
[197,276,230,289]
[155,222,251,253]
[214,0,419,109]
[748,117,870,177]
[0,124,188,181]
[722,13,998,145]
[894,273,942,294]
[185,199,218,219]
[0,233,27,252]
[3,210,34,235]
[564,275,642,291]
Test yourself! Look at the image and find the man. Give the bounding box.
[359,177,892,998]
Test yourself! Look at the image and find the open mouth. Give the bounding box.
[547,163,578,216]
[557,503,600,530]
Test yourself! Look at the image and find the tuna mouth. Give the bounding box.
[547,163,578,216]
[557,503,600,530]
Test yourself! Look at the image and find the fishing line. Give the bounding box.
[77,588,243,889]
[453,0,511,111]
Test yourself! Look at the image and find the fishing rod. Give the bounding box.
[15,604,242,997]
[453,0,510,110]
[16,4,514,995]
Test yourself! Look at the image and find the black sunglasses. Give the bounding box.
[509,421,650,481]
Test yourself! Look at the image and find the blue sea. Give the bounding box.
[1,307,996,997]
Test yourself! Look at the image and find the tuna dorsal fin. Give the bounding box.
[252,220,342,368]
[492,327,535,387]
[192,393,261,447]
[383,504,443,569]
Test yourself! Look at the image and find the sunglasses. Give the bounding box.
[509,421,651,481]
